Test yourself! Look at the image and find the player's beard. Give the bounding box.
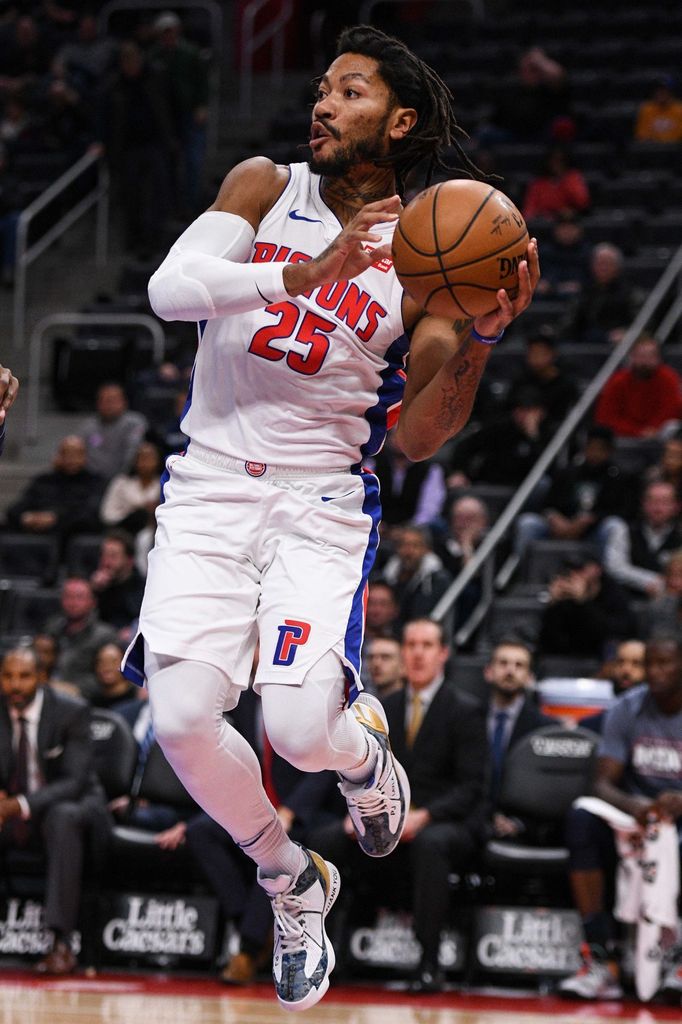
[308,113,392,177]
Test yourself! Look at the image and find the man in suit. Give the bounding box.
[0,646,109,974]
[483,637,554,840]
[311,617,488,993]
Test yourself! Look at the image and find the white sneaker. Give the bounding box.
[558,945,623,1000]
[259,848,340,1012]
[338,692,410,858]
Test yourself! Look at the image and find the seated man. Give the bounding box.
[310,618,488,993]
[0,646,110,975]
[603,480,682,598]
[46,578,119,700]
[559,635,682,1000]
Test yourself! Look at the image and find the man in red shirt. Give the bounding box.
[595,335,682,438]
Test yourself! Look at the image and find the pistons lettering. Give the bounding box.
[251,243,388,344]
[273,619,311,666]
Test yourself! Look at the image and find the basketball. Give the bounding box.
[391,179,529,319]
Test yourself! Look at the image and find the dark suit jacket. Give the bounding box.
[0,686,104,819]
[383,682,488,834]
[507,695,555,754]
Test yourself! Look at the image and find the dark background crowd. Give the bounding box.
[0,0,682,1003]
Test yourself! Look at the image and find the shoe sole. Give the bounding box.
[558,985,623,1001]
[276,858,341,1013]
[361,753,411,858]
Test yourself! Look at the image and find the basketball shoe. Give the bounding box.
[338,692,410,858]
[259,848,340,1012]
[558,944,623,1000]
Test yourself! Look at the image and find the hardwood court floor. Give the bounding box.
[1,971,681,1024]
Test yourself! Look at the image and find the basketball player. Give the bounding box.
[124,26,540,1011]
[0,363,19,456]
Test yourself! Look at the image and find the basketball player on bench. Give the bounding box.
[124,25,539,1011]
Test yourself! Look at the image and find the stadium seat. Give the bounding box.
[0,533,60,586]
[481,595,547,650]
[485,725,598,875]
[90,709,138,801]
[6,585,62,634]
[523,540,596,585]
[65,534,103,579]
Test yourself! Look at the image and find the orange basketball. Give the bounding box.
[391,179,529,319]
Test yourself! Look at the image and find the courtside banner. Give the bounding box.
[473,906,583,975]
[348,909,466,973]
[0,898,81,958]
[97,893,218,964]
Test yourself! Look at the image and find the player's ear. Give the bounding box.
[389,106,417,141]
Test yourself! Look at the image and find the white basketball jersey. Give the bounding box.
[182,163,408,469]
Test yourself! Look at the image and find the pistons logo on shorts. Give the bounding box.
[245,461,266,477]
[273,619,311,666]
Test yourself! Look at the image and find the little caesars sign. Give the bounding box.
[0,899,80,956]
[101,895,217,961]
[475,907,582,975]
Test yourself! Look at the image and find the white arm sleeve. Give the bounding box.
[147,211,292,322]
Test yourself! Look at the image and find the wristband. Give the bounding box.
[471,325,505,345]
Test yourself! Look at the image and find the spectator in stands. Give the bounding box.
[150,10,209,215]
[538,551,636,660]
[0,646,110,976]
[483,638,554,838]
[560,243,635,346]
[102,40,175,258]
[447,385,551,495]
[582,638,647,734]
[91,641,137,710]
[312,618,488,993]
[512,425,636,563]
[634,74,682,144]
[603,480,682,598]
[46,577,118,700]
[6,435,104,551]
[186,685,337,985]
[637,550,682,640]
[522,145,591,223]
[152,387,189,457]
[100,440,162,536]
[90,529,145,634]
[434,494,488,630]
[371,433,445,532]
[0,143,21,287]
[80,382,148,480]
[595,335,682,439]
[645,428,682,498]
[53,12,118,99]
[559,635,682,1001]
[364,579,400,641]
[482,46,572,143]
[0,15,52,94]
[534,211,589,299]
[507,326,579,429]
[382,526,453,627]
[365,635,404,701]
[39,69,94,162]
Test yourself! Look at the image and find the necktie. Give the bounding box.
[9,716,29,796]
[490,710,509,798]
[406,693,424,748]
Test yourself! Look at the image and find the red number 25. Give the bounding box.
[248,301,335,376]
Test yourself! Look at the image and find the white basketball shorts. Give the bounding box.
[123,443,381,700]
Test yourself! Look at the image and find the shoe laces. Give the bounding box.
[272,892,307,954]
[350,786,389,817]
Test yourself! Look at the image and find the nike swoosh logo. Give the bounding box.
[289,209,323,224]
[321,490,355,502]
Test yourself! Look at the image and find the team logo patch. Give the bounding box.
[273,619,311,666]
[245,461,266,477]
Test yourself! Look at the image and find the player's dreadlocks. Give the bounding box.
[335,25,492,195]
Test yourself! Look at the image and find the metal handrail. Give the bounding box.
[98,0,223,160]
[13,150,109,351]
[240,0,294,118]
[25,313,167,445]
[430,243,682,641]
[359,0,485,25]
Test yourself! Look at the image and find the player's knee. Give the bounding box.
[148,667,217,754]
[262,703,329,773]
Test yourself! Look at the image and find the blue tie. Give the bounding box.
[490,710,509,799]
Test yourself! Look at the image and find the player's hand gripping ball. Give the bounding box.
[391,179,529,319]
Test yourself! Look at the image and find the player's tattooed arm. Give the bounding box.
[394,314,492,461]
